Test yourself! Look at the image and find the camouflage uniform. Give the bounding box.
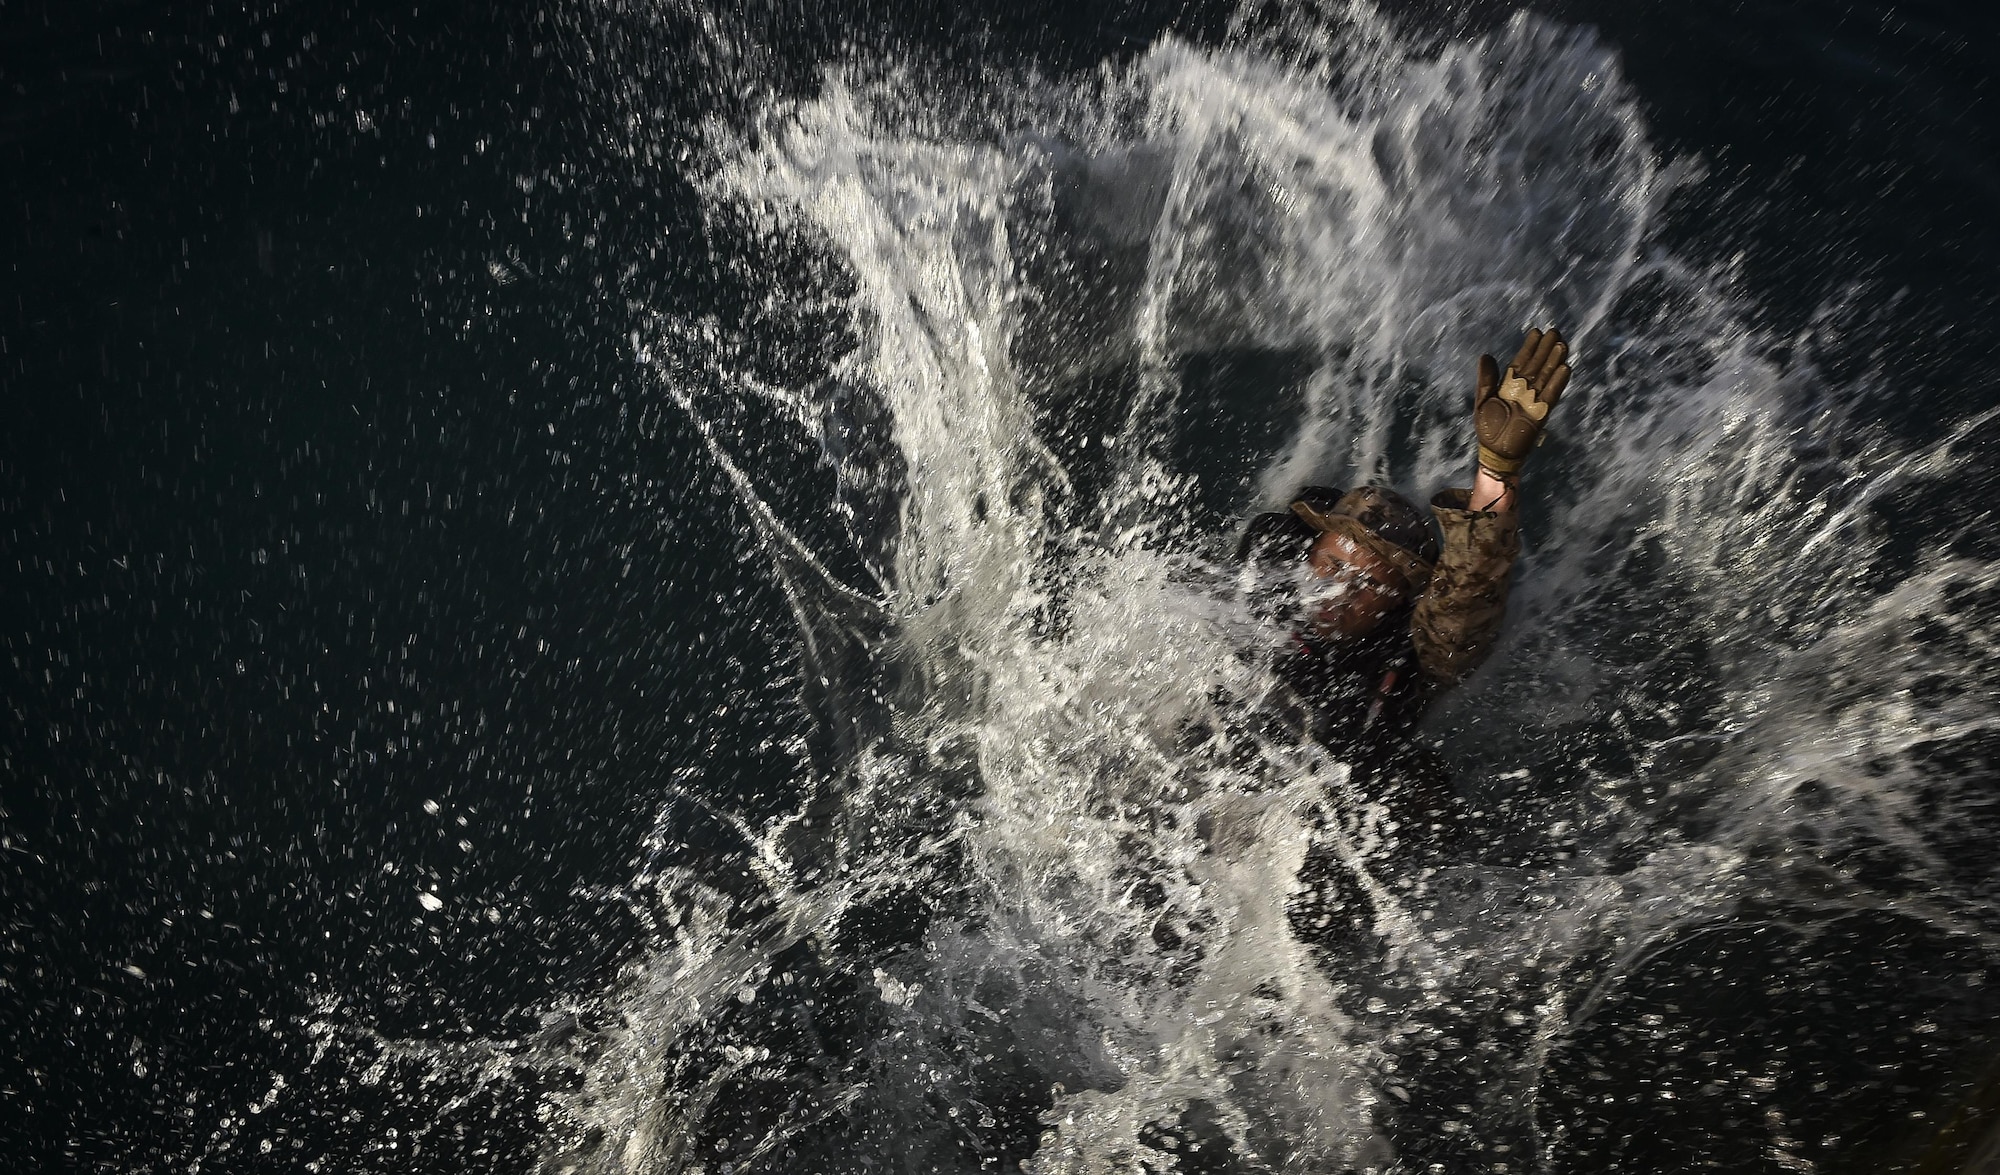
[1239,486,1521,754]
[1227,485,1523,959]
[1411,488,1523,687]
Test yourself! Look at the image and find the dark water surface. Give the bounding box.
[5,1,1999,1172]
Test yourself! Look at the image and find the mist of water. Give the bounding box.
[286,6,1999,1173]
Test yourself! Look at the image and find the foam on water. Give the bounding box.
[291,6,2000,1172]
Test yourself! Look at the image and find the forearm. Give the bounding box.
[1409,488,1521,684]
[1469,465,1517,514]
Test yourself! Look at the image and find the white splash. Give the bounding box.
[311,6,2000,1173]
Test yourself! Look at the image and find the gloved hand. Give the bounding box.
[1475,326,1571,480]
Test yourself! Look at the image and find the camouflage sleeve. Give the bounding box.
[1409,488,1521,686]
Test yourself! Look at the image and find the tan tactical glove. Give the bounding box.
[1475,326,1571,480]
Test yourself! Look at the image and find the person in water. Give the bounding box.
[1232,325,1572,947]
[1239,325,1570,746]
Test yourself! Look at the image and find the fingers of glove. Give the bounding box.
[1537,340,1567,387]
[1511,328,1543,371]
[1477,353,1500,400]
[1527,327,1564,379]
[1541,363,1570,407]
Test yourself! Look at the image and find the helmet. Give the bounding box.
[1288,485,1439,595]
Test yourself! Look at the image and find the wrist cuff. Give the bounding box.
[1477,444,1526,476]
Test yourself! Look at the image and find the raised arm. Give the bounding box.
[1470,465,1517,514]
[1410,327,1571,684]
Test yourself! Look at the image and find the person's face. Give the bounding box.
[1305,532,1409,638]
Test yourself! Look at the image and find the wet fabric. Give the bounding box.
[1240,484,1522,742]
[1288,484,1441,596]
[1410,488,1522,686]
[1235,484,1524,945]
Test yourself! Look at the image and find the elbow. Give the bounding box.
[1409,603,1507,687]
[1411,636,1489,687]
